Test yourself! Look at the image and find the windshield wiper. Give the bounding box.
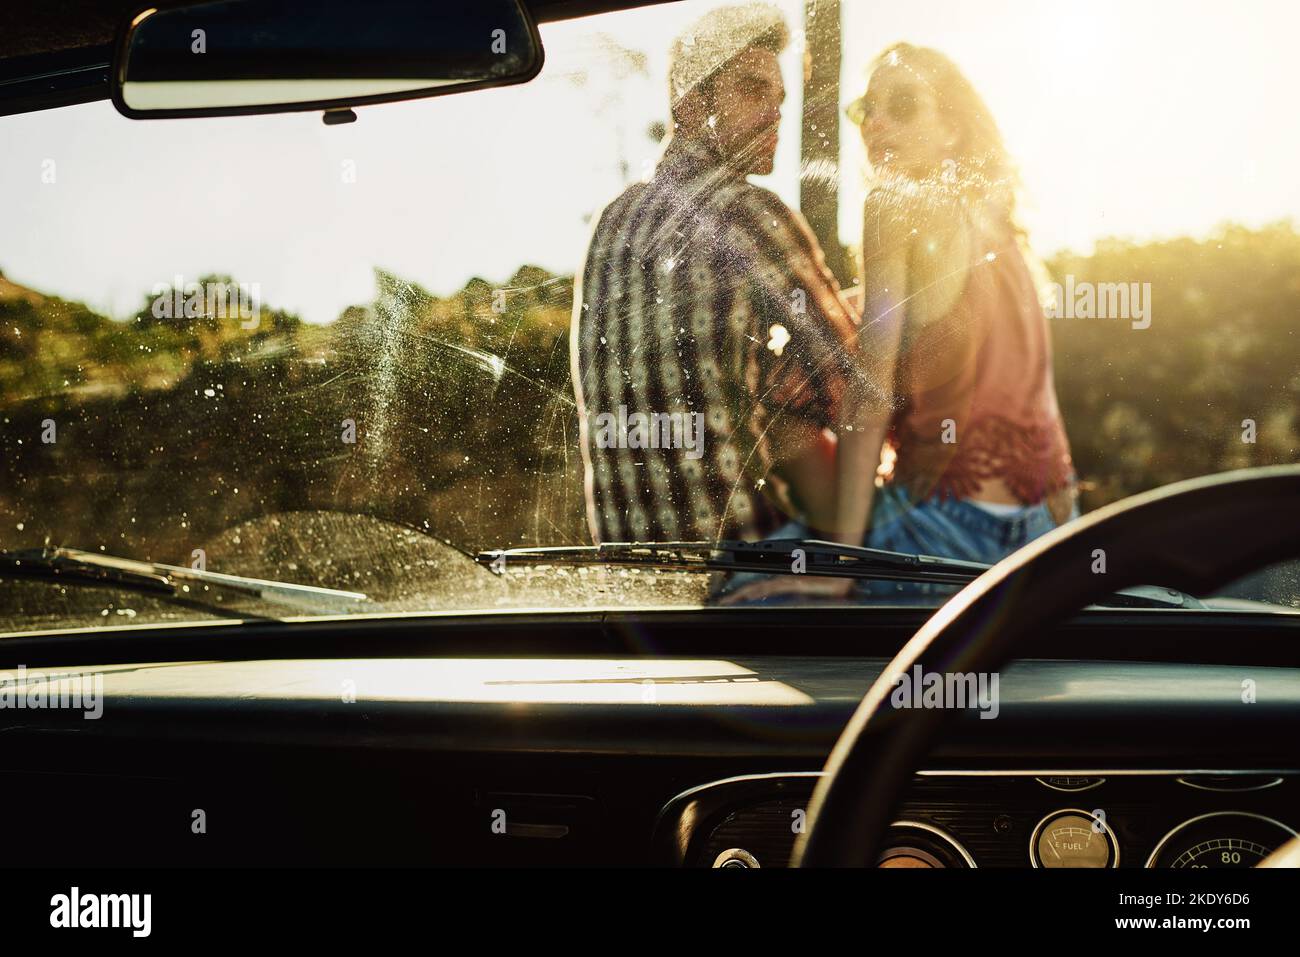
[0,546,369,617]
[476,539,990,586]
[476,539,1208,608]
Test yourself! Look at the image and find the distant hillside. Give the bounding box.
[0,263,583,560]
[0,270,47,306]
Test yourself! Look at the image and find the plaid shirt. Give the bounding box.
[571,136,859,544]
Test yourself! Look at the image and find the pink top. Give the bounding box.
[883,225,1074,504]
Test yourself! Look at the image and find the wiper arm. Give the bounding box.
[0,546,368,617]
[476,539,991,586]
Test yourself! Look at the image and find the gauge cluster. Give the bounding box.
[1031,809,1120,868]
[655,771,1298,868]
[1146,811,1296,868]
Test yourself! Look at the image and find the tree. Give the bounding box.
[800,0,850,285]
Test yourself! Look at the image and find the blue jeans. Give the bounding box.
[857,485,1078,601]
[708,486,1077,605]
[867,485,1069,563]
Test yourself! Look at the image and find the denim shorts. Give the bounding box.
[857,484,1078,602]
[708,485,1078,605]
[867,484,1072,564]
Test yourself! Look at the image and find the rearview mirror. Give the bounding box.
[111,0,543,119]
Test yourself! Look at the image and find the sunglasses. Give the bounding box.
[845,86,919,127]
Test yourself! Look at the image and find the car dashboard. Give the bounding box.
[2,608,1298,867]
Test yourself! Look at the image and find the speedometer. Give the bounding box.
[1146,812,1297,868]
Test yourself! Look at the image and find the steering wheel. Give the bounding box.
[793,465,1300,867]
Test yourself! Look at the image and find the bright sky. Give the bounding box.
[1,0,1297,324]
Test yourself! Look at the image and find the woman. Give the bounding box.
[717,42,1075,605]
[842,42,1078,573]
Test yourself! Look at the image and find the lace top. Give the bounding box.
[882,227,1074,504]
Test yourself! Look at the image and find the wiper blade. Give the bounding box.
[0,546,368,617]
[477,540,1212,607]
[476,539,991,585]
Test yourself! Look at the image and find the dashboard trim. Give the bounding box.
[915,769,1300,777]
[1034,776,1106,792]
[1175,775,1285,792]
[661,768,1300,793]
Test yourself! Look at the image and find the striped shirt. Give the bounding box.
[571,136,859,544]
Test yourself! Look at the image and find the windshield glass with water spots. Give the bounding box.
[1,0,1297,633]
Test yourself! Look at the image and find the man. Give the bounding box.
[571,2,864,546]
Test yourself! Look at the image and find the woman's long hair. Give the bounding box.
[866,42,1022,233]
[864,40,1068,310]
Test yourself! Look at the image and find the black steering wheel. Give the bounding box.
[794,465,1300,867]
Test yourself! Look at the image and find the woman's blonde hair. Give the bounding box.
[867,42,1021,230]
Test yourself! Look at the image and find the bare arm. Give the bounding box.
[757,197,909,546]
[764,417,838,529]
[727,191,863,537]
[830,192,910,545]
[761,235,907,548]
[718,196,934,603]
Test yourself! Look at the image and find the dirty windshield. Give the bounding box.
[2,0,1298,632]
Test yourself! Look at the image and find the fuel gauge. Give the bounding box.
[1031,809,1118,868]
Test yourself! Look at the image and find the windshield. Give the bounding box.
[2,0,1298,632]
